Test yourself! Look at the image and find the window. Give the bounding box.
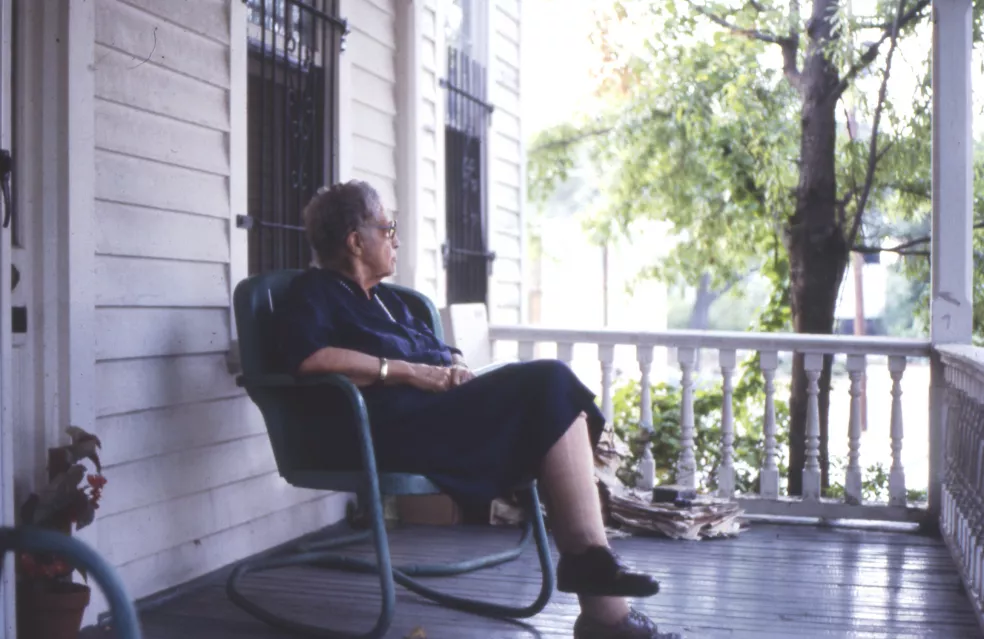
[441,0,495,304]
[240,0,347,274]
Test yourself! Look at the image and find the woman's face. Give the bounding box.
[356,205,399,281]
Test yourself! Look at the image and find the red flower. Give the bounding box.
[87,474,107,489]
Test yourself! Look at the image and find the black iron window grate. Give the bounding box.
[442,46,495,305]
[241,0,347,275]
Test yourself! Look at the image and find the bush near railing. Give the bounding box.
[609,351,791,494]
[608,352,930,503]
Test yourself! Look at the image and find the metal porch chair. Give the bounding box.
[0,526,143,639]
[226,270,554,638]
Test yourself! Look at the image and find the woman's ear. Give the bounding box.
[345,230,363,257]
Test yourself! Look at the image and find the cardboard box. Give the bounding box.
[396,494,462,526]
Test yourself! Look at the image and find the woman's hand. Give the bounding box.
[450,364,475,387]
[406,363,454,392]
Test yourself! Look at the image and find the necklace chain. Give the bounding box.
[338,279,396,323]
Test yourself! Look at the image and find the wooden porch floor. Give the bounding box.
[123,522,980,639]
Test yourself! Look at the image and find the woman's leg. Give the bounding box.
[538,415,633,625]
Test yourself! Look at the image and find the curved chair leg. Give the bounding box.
[391,484,555,619]
[227,480,398,638]
[227,485,554,636]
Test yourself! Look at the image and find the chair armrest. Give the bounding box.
[237,372,386,499]
[237,372,357,390]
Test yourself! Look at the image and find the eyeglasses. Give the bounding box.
[373,221,397,240]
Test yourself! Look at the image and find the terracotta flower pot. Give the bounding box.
[17,580,91,639]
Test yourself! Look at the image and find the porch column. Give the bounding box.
[928,0,974,522]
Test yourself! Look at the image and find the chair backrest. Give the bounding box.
[232,270,446,474]
[233,271,445,377]
[234,269,304,377]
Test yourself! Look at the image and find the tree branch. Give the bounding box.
[687,0,786,44]
[832,0,930,100]
[529,127,614,154]
[853,221,984,257]
[846,0,904,249]
[689,0,803,90]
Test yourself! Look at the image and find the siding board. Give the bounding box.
[95,397,264,465]
[95,354,242,417]
[95,100,228,176]
[95,256,229,308]
[95,0,229,87]
[96,202,230,263]
[96,151,229,218]
[112,494,347,602]
[111,0,230,44]
[95,307,229,360]
[94,44,229,131]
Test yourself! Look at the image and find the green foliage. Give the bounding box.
[527,0,984,340]
[610,353,791,495]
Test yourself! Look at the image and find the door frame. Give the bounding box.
[0,0,15,633]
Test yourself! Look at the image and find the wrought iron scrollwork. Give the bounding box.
[244,0,345,274]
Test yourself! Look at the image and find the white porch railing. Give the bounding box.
[939,345,984,620]
[489,325,934,524]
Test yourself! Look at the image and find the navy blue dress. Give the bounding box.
[279,268,605,505]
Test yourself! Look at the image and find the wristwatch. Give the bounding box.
[378,357,389,383]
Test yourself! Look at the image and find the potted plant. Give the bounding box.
[16,426,107,639]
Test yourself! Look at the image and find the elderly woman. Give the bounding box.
[279,180,679,639]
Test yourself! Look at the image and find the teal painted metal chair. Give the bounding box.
[0,526,142,638]
[226,270,554,638]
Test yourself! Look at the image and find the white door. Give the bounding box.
[0,0,15,634]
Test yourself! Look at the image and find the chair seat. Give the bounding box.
[284,470,443,495]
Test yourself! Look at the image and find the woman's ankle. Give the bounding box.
[579,595,630,626]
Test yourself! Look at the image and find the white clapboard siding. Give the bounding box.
[96,202,229,263]
[348,0,398,215]
[416,0,442,303]
[95,101,229,175]
[95,308,230,360]
[98,470,326,567]
[95,354,243,417]
[113,493,347,602]
[96,151,229,218]
[99,433,277,519]
[94,0,229,87]
[488,0,524,325]
[95,397,265,466]
[94,256,229,308]
[104,0,231,44]
[94,45,229,131]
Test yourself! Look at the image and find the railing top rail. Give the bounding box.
[488,325,933,358]
[937,344,984,376]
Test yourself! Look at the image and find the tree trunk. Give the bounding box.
[688,272,719,330]
[784,0,850,496]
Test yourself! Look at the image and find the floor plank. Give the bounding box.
[118,523,980,639]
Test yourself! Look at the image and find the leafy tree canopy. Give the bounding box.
[528,0,984,339]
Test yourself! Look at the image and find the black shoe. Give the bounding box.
[573,608,681,639]
[556,546,660,597]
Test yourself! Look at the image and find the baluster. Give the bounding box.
[888,355,907,506]
[802,353,824,500]
[636,345,656,490]
[599,344,615,424]
[518,340,535,362]
[676,347,697,491]
[557,342,574,367]
[759,351,780,498]
[718,349,736,498]
[845,354,866,505]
